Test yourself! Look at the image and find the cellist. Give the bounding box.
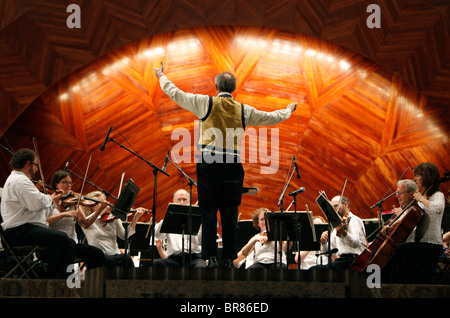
[380,179,418,237]
[382,162,446,284]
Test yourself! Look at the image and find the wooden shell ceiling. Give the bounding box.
[0,0,449,225]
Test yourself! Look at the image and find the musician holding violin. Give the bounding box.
[382,162,446,284]
[311,196,366,270]
[80,190,147,268]
[0,148,76,278]
[46,170,105,270]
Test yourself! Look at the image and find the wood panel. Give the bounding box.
[1,25,448,229]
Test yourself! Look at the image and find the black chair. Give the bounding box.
[0,212,47,279]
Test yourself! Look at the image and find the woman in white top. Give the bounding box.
[383,162,446,284]
[235,208,287,269]
[81,191,146,268]
[46,170,104,270]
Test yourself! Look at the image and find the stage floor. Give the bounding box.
[1,267,449,299]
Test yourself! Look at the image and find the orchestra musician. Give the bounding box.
[0,148,76,278]
[46,170,105,270]
[310,196,366,270]
[153,189,206,268]
[81,190,146,268]
[153,63,297,268]
[382,162,445,284]
[234,208,288,269]
[380,179,418,237]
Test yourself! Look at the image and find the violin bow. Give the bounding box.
[76,154,92,211]
[336,177,348,222]
[32,138,47,195]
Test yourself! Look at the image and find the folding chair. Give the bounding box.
[0,213,47,279]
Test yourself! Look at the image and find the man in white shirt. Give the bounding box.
[154,189,206,268]
[154,64,297,268]
[1,148,76,278]
[312,196,366,270]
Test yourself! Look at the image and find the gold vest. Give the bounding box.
[199,95,245,155]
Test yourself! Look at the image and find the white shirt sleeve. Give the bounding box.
[159,75,210,119]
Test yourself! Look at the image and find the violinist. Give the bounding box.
[46,170,104,270]
[0,148,76,278]
[383,162,445,284]
[81,191,146,268]
[310,196,366,270]
[235,208,288,269]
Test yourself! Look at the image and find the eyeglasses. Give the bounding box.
[59,181,73,185]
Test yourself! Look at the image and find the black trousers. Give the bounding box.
[382,242,442,284]
[197,156,244,261]
[3,223,76,278]
[75,244,105,269]
[153,253,206,268]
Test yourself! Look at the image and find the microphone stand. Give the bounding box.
[367,191,397,241]
[108,138,169,266]
[290,191,302,270]
[166,156,197,268]
[274,157,297,269]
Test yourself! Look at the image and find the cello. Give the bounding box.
[350,174,450,272]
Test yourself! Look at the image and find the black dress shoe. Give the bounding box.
[207,256,219,268]
[223,259,234,269]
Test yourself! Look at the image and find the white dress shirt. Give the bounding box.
[1,171,54,230]
[321,212,367,256]
[154,220,202,257]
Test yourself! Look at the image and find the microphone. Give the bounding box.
[64,160,70,171]
[293,156,301,179]
[162,150,170,172]
[100,127,113,151]
[289,187,305,196]
[315,248,338,257]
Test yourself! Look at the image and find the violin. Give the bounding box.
[84,196,151,224]
[100,208,152,224]
[33,180,56,194]
[61,191,98,207]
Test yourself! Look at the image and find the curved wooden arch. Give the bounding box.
[0,1,449,223]
[1,25,448,223]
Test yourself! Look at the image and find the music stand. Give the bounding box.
[264,212,301,269]
[160,203,202,267]
[237,220,259,251]
[112,178,140,265]
[242,187,259,195]
[315,192,343,268]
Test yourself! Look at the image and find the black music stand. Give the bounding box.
[160,203,201,267]
[111,178,140,266]
[315,192,342,268]
[265,212,324,269]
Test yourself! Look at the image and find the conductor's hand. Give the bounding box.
[153,61,164,78]
[287,102,298,113]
